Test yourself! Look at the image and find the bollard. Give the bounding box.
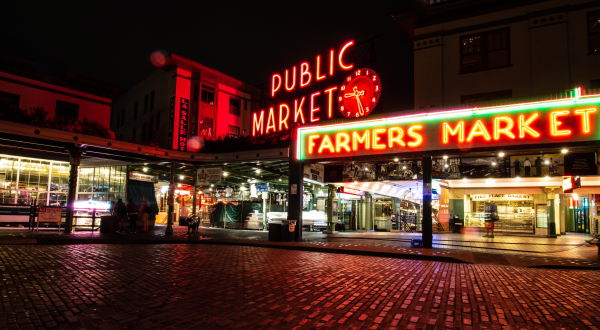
[92,208,96,232]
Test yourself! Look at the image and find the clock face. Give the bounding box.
[337,68,381,118]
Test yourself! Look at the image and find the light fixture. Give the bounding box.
[545,161,549,165]
[256,169,261,174]
[364,167,368,171]
[492,162,496,166]
[179,175,184,180]
[402,166,406,169]
[279,177,282,181]
[498,152,505,157]
[444,164,448,168]
[515,176,521,180]
[544,176,550,179]
[462,178,467,181]
[394,158,399,162]
[223,172,228,177]
[486,179,494,183]
[247,179,251,182]
[353,181,358,184]
[177,184,181,187]
[562,148,569,154]
[142,167,148,172]
[210,184,214,187]
[443,155,448,159]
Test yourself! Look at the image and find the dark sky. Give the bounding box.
[1,1,415,111]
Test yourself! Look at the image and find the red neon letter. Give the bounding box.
[338,41,354,70]
[407,125,423,147]
[519,113,540,138]
[550,111,571,136]
[336,133,350,152]
[493,117,515,140]
[442,122,464,144]
[316,55,327,81]
[372,129,386,150]
[294,97,306,124]
[319,135,335,153]
[266,107,276,134]
[279,104,290,131]
[388,127,405,147]
[310,92,321,122]
[252,110,264,136]
[467,120,491,142]
[324,86,338,118]
[307,134,320,154]
[329,49,334,76]
[352,131,370,150]
[574,108,597,133]
[285,66,296,91]
[271,74,281,97]
[300,62,311,87]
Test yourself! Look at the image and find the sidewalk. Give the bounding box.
[0,225,598,269]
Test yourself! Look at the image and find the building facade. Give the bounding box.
[0,53,123,127]
[111,54,259,151]
[399,0,600,109]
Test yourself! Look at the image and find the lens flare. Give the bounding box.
[150,51,168,67]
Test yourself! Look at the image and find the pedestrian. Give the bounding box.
[484,201,497,238]
[115,198,127,232]
[127,199,138,233]
[535,156,543,176]
[524,157,531,177]
[513,158,520,177]
[548,158,554,175]
[140,196,150,233]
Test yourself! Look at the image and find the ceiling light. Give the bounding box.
[256,169,261,174]
[179,175,184,180]
[177,183,181,187]
[210,184,214,187]
[443,155,448,159]
[444,164,448,168]
[142,167,148,172]
[492,162,496,166]
[498,152,505,157]
[279,177,282,181]
[364,167,368,171]
[545,161,549,165]
[561,148,568,154]
[402,166,406,169]
[394,158,399,162]
[223,172,228,177]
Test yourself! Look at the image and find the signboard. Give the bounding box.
[304,164,324,182]
[129,171,157,183]
[168,95,175,149]
[471,194,533,201]
[257,183,269,192]
[563,176,581,193]
[297,89,600,160]
[38,207,62,222]
[564,152,597,176]
[178,98,190,151]
[291,184,298,195]
[197,168,221,185]
[342,187,364,196]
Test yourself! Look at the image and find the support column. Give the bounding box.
[64,147,84,234]
[288,128,303,241]
[545,188,557,238]
[422,155,433,248]
[192,185,197,215]
[165,162,175,235]
[365,192,372,232]
[324,184,337,234]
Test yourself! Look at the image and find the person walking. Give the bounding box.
[115,198,127,232]
[535,156,543,177]
[140,196,150,233]
[127,199,138,233]
[513,158,521,177]
[524,157,531,177]
[483,201,497,238]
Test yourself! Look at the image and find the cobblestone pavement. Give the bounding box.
[1,244,600,330]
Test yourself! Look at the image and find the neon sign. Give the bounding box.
[297,89,600,160]
[178,98,190,151]
[253,41,357,136]
[338,69,381,118]
[342,187,364,196]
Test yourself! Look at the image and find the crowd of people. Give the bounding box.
[110,196,150,233]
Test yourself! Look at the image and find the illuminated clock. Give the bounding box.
[337,68,381,118]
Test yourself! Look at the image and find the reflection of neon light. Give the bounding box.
[74,200,111,210]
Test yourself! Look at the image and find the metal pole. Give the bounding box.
[65,148,83,234]
[192,185,197,215]
[287,128,304,241]
[422,155,433,248]
[165,162,175,235]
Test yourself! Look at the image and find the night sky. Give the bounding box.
[1,1,415,111]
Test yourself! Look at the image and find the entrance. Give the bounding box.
[570,197,589,233]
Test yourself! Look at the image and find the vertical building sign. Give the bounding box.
[178,98,190,151]
[168,96,175,149]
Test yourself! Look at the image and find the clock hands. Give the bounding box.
[344,86,365,116]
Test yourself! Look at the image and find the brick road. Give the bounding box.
[1,244,600,330]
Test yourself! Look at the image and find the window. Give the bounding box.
[460,28,510,73]
[588,11,600,54]
[142,124,147,142]
[461,90,512,104]
[133,101,138,119]
[143,95,149,114]
[229,98,241,116]
[150,91,155,111]
[132,128,137,141]
[55,101,79,122]
[201,85,215,105]
[228,125,240,137]
[155,112,160,129]
[0,91,19,111]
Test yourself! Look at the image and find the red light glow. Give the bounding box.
[300,62,311,87]
[338,41,354,70]
[285,67,296,91]
[279,104,290,131]
[574,108,596,133]
[310,92,321,122]
[271,74,282,97]
[316,55,327,81]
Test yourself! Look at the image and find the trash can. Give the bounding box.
[100,216,117,233]
[268,223,282,241]
[281,220,295,242]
